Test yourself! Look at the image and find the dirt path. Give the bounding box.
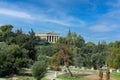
[45,71,65,80]
[84,74,117,80]
[45,70,118,80]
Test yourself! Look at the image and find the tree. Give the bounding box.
[77,35,85,47]
[66,28,72,45]
[0,24,48,77]
[51,51,62,67]
[89,41,107,69]
[37,46,55,57]
[26,29,37,60]
[92,52,106,69]
[85,42,97,53]
[74,48,86,67]
[0,24,14,43]
[0,42,29,77]
[32,55,47,80]
[15,29,38,61]
[97,41,107,53]
[60,45,73,77]
[74,42,96,68]
[32,61,47,80]
[107,48,120,69]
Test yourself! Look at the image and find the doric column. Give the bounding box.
[50,36,51,42]
[55,36,57,42]
[47,36,48,41]
[46,36,48,41]
[52,36,53,42]
[53,36,55,43]
[56,36,58,41]
[55,36,56,43]
[48,36,50,42]
[53,36,54,43]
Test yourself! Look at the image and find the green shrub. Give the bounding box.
[32,60,47,80]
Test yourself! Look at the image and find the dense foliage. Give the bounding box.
[32,55,47,80]
[0,24,120,77]
[0,42,29,76]
[0,25,42,77]
[107,41,120,69]
[52,29,120,70]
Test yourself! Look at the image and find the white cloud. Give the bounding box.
[0,0,87,27]
[0,0,86,27]
[0,8,70,26]
[89,24,118,32]
[89,3,120,33]
[104,10,120,22]
[33,12,85,27]
[0,7,85,27]
[106,0,120,8]
[0,8,33,19]
[43,19,70,26]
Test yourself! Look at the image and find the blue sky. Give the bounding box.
[0,0,120,43]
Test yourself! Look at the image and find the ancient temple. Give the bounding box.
[35,32,60,43]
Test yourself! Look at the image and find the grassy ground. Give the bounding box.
[71,69,97,73]
[2,68,120,80]
[57,69,95,80]
[5,76,49,80]
[68,69,120,80]
[2,68,50,80]
[111,72,120,79]
[76,69,120,80]
[58,75,90,80]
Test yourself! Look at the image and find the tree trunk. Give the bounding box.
[66,65,73,77]
[60,45,74,77]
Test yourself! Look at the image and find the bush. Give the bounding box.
[32,60,47,80]
[0,43,29,77]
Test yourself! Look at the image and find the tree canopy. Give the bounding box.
[0,24,120,77]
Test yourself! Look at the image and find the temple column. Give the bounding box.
[47,36,48,42]
[56,36,58,41]
[53,36,56,43]
[49,36,50,42]
[52,36,54,43]
[52,36,54,42]
[55,36,57,42]
[54,36,56,43]
[48,36,50,42]
[58,36,59,40]
[50,36,52,42]
[47,36,49,42]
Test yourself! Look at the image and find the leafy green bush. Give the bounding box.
[32,56,47,80]
[0,43,29,77]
